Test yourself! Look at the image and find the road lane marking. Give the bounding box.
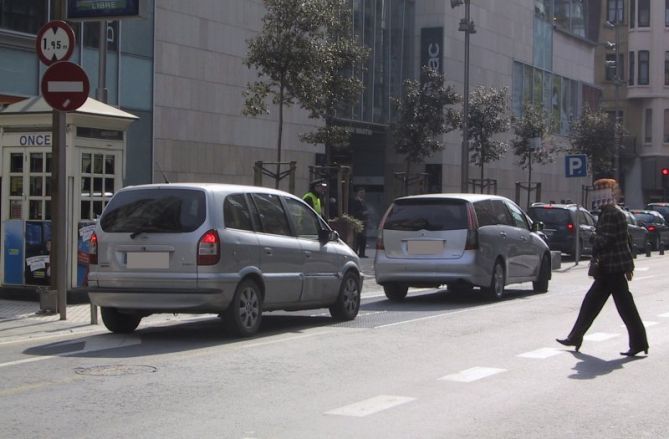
[0,355,56,369]
[633,276,656,281]
[659,312,669,318]
[439,367,506,383]
[325,395,415,417]
[584,332,620,342]
[518,347,564,359]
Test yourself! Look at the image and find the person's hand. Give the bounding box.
[625,272,633,281]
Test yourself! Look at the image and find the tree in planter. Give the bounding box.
[391,66,460,195]
[511,103,558,208]
[569,107,621,179]
[466,86,510,193]
[242,0,368,188]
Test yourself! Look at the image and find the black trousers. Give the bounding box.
[355,229,367,256]
[568,272,648,350]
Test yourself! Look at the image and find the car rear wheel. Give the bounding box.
[225,279,262,337]
[100,307,142,333]
[533,254,551,293]
[329,271,361,321]
[384,283,408,302]
[484,260,505,300]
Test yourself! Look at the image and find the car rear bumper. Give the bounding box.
[374,251,488,287]
[87,286,230,313]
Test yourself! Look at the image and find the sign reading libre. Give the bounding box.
[67,0,139,19]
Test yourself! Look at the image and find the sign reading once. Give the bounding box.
[67,0,140,19]
[41,61,90,112]
[35,21,76,65]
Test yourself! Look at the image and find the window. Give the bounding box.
[81,153,116,220]
[638,0,649,27]
[645,108,653,143]
[224,194,254,231]
[638,50,649,85]
[664,110,669,143]
[284,198,321,239]
[505,202,530,229]
[629,51,635,85]
[250,193,291,236]
[666,0,669,27]
[607,0,624,23]
[665,52,669,85]
[606,53,624,81]
[0,0,46,34]
[630,0,636,28]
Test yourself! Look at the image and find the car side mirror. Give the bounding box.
[532,221,544,232]
[318,228,339,242]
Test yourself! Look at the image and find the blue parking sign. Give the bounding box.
[565,155,587,177]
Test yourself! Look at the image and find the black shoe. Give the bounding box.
[556,337,582,352]
[620,347,648,357]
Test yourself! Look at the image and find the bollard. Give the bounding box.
[660,241,665,256]
[646,240,652,257]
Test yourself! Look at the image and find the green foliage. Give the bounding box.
[243,0,369,159]
[569,107,619,178]
[510,103,557,170]
[467,86,510,168]
[391,66,461,170]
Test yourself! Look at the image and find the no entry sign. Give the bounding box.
[36,21,76,65]
[41,61,90,112]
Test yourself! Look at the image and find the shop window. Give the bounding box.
[80,152,116,220]
[607,0,624,23]
[630,0,635,28]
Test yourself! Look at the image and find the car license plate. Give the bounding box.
[407,240,444,255]
[126,252,169,269]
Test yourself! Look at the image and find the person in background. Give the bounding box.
[556,178,648,357]
[303,179,327,217]
[350,187,369,258]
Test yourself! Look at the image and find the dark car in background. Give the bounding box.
[646,202,669,223]
[629,209,669,250]
[527,203,596,257]
[622,210,649,253]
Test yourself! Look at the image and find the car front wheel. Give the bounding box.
[484,260,505,300]
[100,307,142,333]
[533,254,551,293]
[329,271,361,321]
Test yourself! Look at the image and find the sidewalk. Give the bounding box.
[0,246,378,344]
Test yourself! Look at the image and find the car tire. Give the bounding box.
[329,271,361,321]
[224,279,263,337]
[533,254,551,293]
[100,307,142,333]
[384,283,408,302]
[484,260,505,300]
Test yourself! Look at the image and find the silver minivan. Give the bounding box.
[374,194,551,300]
[87,183,362,336]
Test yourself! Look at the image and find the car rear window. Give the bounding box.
[633,212,660,224]
[100,188,206,233]
[528,207,570,225]
[383,199,467,231]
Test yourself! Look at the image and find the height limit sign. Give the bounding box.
[36,20,76,65]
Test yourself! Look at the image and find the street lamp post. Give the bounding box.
[451,0,476,193]
[604,19,623,182]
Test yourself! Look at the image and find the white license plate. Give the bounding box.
[126,252,169,269]
[407,240,444,255]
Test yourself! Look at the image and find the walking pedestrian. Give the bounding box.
[350,187,369,257]
[556,178,648,356]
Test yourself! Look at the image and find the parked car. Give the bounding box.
[526,203,596,257]
[621,210,649,254]
[645,202,669,223]
[86,183,363,336]
[629,209,669,251]
[374,194,552,301]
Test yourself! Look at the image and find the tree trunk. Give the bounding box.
[404,160,411,196]
[276,82,285,189]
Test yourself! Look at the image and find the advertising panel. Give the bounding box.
[68,0,140,19]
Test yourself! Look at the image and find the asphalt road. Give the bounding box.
[1,255,668,439]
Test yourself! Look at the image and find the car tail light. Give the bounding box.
[647,225,656,232]
[89,232,98,265]
[465,203,479,250]
[197,229,220,265]
[567,223,575,233]
[376,207,393,251]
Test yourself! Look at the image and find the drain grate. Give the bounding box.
[74,364,157,376]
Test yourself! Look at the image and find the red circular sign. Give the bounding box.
[41,61,90,112]
[36,20,76,65]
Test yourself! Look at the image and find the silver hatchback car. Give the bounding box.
[374,194,551,300]
[86,183,362,336]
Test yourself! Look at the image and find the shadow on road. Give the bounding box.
[567,351,643,380]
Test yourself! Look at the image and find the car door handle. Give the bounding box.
[264,247,272,255]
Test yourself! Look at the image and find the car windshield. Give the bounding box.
[528,207,570,225]
[384,198,467,231]
[100,188,206,233]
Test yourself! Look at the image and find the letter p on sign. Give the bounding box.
[565,155,587,178]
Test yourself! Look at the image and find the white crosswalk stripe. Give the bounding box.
[325,395,415,417]
[439,367,506,383]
